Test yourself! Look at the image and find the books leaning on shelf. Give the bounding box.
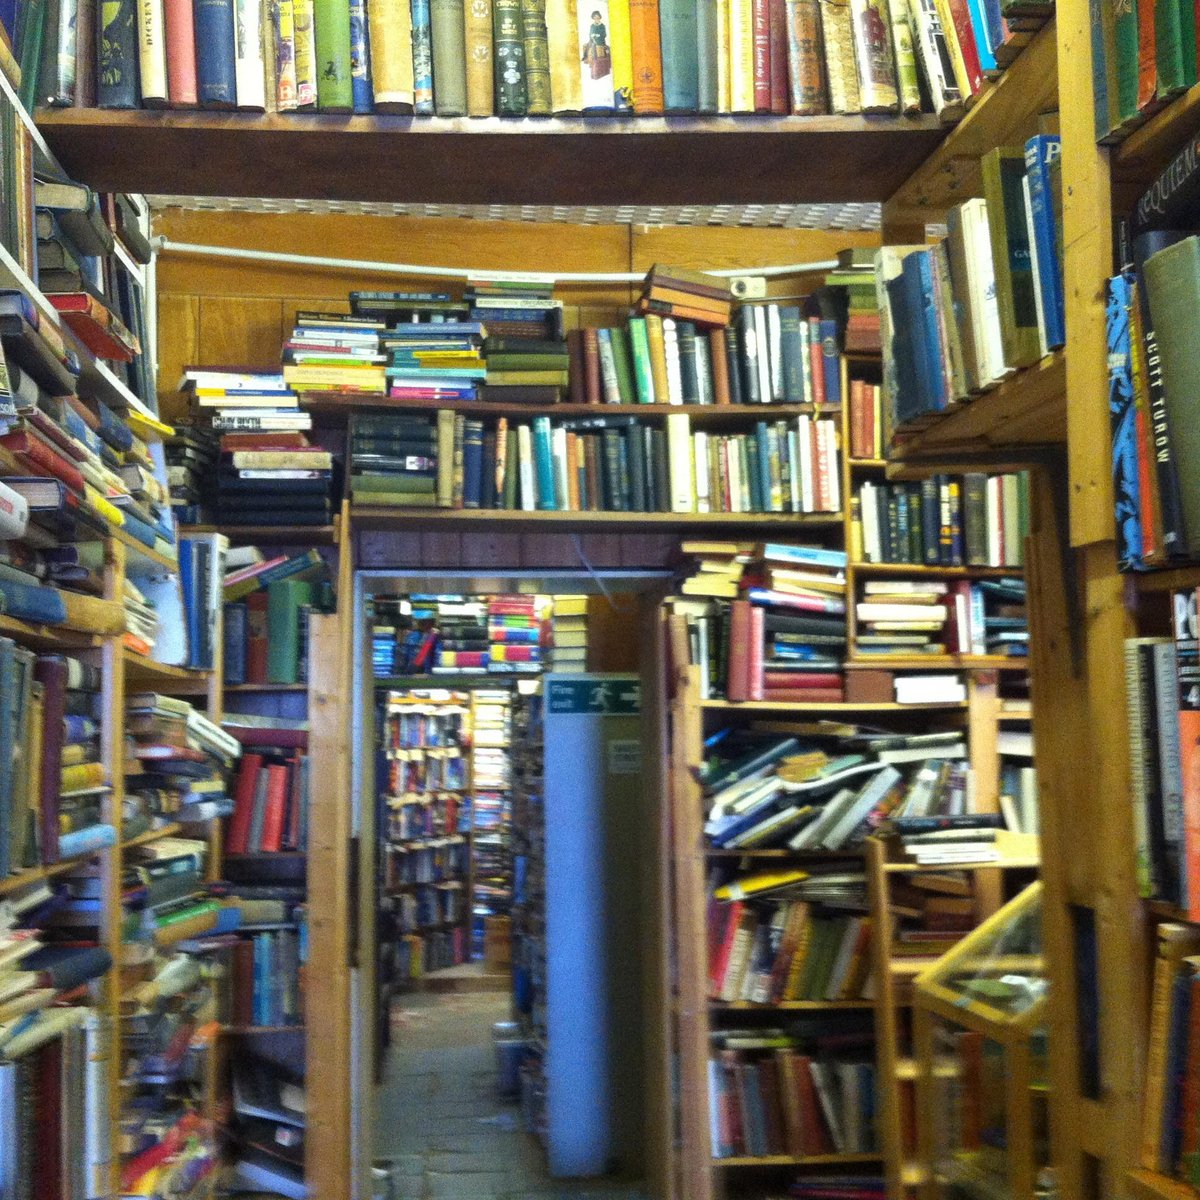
[708,1020,878,1158]
[672,541,848,701]
[38,0,1049,117]
[880,134,1062,438]
[852,472,1029,568]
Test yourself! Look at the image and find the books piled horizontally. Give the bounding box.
[426,595,489,673]
[226,745,311,855]
[125,694,241,833]
[166,424,219,526]
[349,411,438,507]
[223,549,333,686]
[214,430,336,530]
[708,1019,877,1159]
[708,876,874,1003]
[876,798,1002,866]
[122,576,160,656]
[352,408,841,514]
[351,289,470,326]
[635,265,733,328]
[672,542,847,702]
[826,250,883,353]
[854,473,1030,566]
[877,868,981,953]
[281,310,386,396]
[548,594,589,671]
[470,279,566,402]
[382,313,486,403]
[999,728,1038,836]
[701,727,972,855]
[487,594,550,675]
[568,300,841,406]
[180,368,303,432]
[882,137,1062,434]
[227,1056,306,1198]
[54,0,1045,117]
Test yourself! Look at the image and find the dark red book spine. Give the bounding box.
[768,0,789,113]
[227,752,263,855]
[583,328,602,405]
[752,0,772,111]
[260,763,289,852]
[566,329,587,405]
[748,603,765,701]
[727,599,751,702]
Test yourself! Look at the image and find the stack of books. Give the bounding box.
[56,0,1046,118]
[122,576,160,657]
[351,289,469,325]
[856,582,949,657]
[877,867,981,950]
[881,811,1007,866]
[125,694,241,832]
[349,411,438,507]
[166,425,219,526]
[635,265,733,327]
[487,594,550,674]
[881,136,1063,433]
[467,279,564,341]
[853,473,1030,567]
[482,320,570,404]
[382,315,486,402]
[826,251,883,353]
[421,595,488,673]
[999,730,1038,836]
[281,310,386,396]
[548,595,589,671]
[215,431,336,529]
[708,1023,877,1159]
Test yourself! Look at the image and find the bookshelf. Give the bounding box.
[33,111,948,206]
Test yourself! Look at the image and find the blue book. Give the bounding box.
[1106,271,1142,570]
[754,422,773,512]
[21,944,113,990]
[224,602,247,684]
[659,0,699,112]
[57,824,117,859]
[97,0,139,107]
[179,540,199,666]
[1025,134,1065,350]
[253,933,267,1025]
[411,0,433,113]
[897,257,934,422]
[819,318,841,406]
[194,0,238,106]
[0,580,67,625]
[760,543,847,569]
[462,419,484,508]
[349,0,373,112]
[531,417,556,510]
[745,434,763,511]
[1162,967,1194,1171]
[779,307,805,402]
[966,0,997,72]
[120,510,158,548]
[95,400,134,452]
[910,249,948,417]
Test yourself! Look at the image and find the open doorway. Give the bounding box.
[353,571,669,1200]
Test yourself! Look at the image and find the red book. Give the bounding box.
[225,724,309,750]
[944,0,983,93]
[767,0,788,113]
[727,599,751,703]
[1138,0,1157,108]
[121,1114,202,1190]
[752,0,772,111]
[808,316,825,404]
[163,0,198,104]
[0,428,86,494]
[232,938,255,1025]
[494,645,538,662]
[227,752,264,855]
[47,293,138,362]
[583,328,602,405]
[709,899,744,994]
[246,592,269,683]
[283,754,304,850]
[566,329,587,404]
[709,328,730,405]
[757,1056,786,1153]
[220,432,311,451]
[1135,400,1159,562]
[760,687,846,702]
[793,1055,833,1154]
[34,1040,64,1200]
[762,670,841,689]
[720,1050,745,1153]
[1177,588,1200,922]
[747,603,765,701]
[260,763,290,852]
[749,588,844,614]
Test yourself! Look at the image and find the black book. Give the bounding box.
[725,323,743,406]
[650,428,669,513]
[625,426,647,513]
[736,306,759,404]
[677,321,699,405]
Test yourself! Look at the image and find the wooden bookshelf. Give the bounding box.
[848,563,1021,579]
[123,822,184,849]
[698,698,969,713]
[1129,1169,1200,1200]
[0,850,112,896]
[1111,81,1200,176]
[350,506,844,531]
[712,1153,884,1167]
[0,612,102,651]
[179,522,339,545]
[844,654,1029,670]
[123,650,212,689]
[34,110,949,206]
[710,1000,876,1011]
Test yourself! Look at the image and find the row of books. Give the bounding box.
[854,576,1027,659]
[394,927,469,978]
[41,0,1046,119]
[226,747,311,855]
[852,473,1029,568]
[708,893,873,1003]
[881,135,1063,433]
[350,407,843,515]
[230,929,305,1026]
[386,788,465,839]
[395,882,466,932]
[384,835,468,886]
[708,1027,877,1158]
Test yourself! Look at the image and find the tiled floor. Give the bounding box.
[374,988,646,1200]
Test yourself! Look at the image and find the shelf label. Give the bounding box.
[607,739,642,774]
[545,677,641,715]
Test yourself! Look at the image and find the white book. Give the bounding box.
[767,304,783,399]
[894,674,967,704]
[708,1060,725,1156]
[860,481,880,562]
[517,425,536,511]
[693,432,711,512]
[910,846,1000,865]
[1019,766,1040,838]
[788,786,860,851]
[235,0,268,108]
[797,414,815,512]
[552,427,571,511]
[907,0,960,116]
[663,319,684,405]
[725,439,743,513]
[753,305,772,403]
[986,475,1003,565]
[864,580,950,594]
[787,429,801,511]
[999,790,1024,835]
[666,412,695,513]
[822,766,902,850]
[1023,175,1049,359]
[822,418,841,512]
[881,742,966,766]
[964,198,1013,387]
[0,478,29,540]
[857,602,949,622]
[597,330,622,404]
[999,729,1035,757]
[136,0,168,103]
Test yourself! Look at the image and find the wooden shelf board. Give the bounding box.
[845,654,1028,670]
[998,708,1033,722]
[886,19,1057,223]
[705,848,866,859]
[700,699,968,712]
[1112,79,1200,182]
[887,351,1066,461]
[220,1024,305,1035]
[179,523,338,545]
[123,650,213,687]
[1133,565,1200,594]
[110,528,179,573]
[1129,1171,1200,1200]
[849,458,889,468]
[1145,899,1191,922]
[123,822,183,849]
[224,683,308,693]
[0,850,108,896]
[849,562,1021,578]
[713,1153,883,1167]
[0,612,102,651]
[710,1000,874,1010]
[34,109,949,206]
[884,854,1040,874]
[351,506,844,532]
[223,851,307,860]
[305,396,834,423]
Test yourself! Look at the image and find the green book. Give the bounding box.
[349,490,435,506]
[1155,0,1188,95]
[266,579,314,684]
[484,353,571,369]
[1113,0,1140,123]
[1143,237,1200,556]
[981,148,1041,370]
[18,0,46,113]
[502,427,519,509]
[492,0,527,114]
[520,0,551,114]
[430,0,467,114]
[628,318,655,403]
[1183,0,1199,88]
[352,474,437,493]
[796,919,831,1000]
[313,0,353,109]
[609,326,636,405]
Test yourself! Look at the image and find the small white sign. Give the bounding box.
[607,739,641,775]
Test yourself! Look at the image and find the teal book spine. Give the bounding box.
[532,416,557,509]
[695,0,717,111]
[313,0,353,108]
[658,0,697,110]
[412,0,434,111]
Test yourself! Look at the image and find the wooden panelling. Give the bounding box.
[588,594,644,671]
[197,295,287,371]
[156,293,199,421]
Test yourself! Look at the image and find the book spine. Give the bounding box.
[492,0,527,113]
[367,0,414,108]
[820,0,861,112]
[767,0,787,111]
[97,0,140,106]
[628,0,664,110]
[520,0,550,113]
[729,0,755,108]
[752,0,771,108]
[716,0,730,108]
[349,0,373,111]
[292,0,316,104]
[235,0,267,106]
[885,0,921,109]
[137,0,169,102]
[785,0,826,112]
[163,0,198,101]
[412,0,434,111]
[659,0,699,110]
[464,0,494,114]
[431,0,468,113]
[850,0,900,110]
[610,0,634,108]
[546,0,582,111]
[194,0,239,104]
[313,0,353,108]
[77,0,98,106]
[696,0,718,111]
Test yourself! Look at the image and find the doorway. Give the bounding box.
[350,571,670,1200]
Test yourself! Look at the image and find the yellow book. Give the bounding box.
[84,485,125,529]
[546,0,583,113]
[644,314,671,408]
[782,905,813,1000]
[609,0,633,109]
[716,0,731,111]
[728,0,755,111]
[61,761,107,793]
[368,0,415,109]
[713,869,808,900]
[552,596,588,616]
[929,0,971,98]
[57,592,125,636]
[464,0,494,116]
[60,743,93,767]
[292,0,317,106]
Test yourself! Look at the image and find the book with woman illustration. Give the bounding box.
[577,1,614,110]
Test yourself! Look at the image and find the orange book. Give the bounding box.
[260,763,290,852]
[709,329,731,405]
[566,433,581,511]
[628,0,665,112]
[636,297,732,328]
[645,285,733,316]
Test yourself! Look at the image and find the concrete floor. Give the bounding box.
[373,988,646,1200]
